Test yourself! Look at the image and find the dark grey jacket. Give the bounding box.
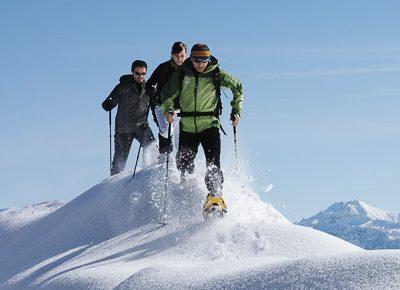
[105,75,151,134]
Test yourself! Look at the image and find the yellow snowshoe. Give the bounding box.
[203,193,227,219]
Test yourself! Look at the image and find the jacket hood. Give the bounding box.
[208,55,218,66]
[204,55,218,73]
[119,74,134,84]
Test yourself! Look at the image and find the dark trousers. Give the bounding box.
[111,125,154,175]
[177,127,224,194]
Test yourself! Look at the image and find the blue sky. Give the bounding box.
[1,1,399,221]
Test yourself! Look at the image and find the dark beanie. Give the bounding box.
[131,60,147,71]
[190,44,211,60]
[171,41,187,54]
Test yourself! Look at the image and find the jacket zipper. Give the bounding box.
[194,74,198,133]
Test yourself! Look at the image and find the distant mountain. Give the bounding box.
[297,200,400,249]
[0,200,65,234]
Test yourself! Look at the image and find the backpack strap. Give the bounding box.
[213,66,222,115]
[212,66,227,135]
[173,70,185,109]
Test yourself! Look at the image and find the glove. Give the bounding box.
[102,98,113,112]
[151,105,159,128]
[230,112,240,126]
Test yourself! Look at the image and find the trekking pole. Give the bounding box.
[131,133,143,180]
[233,125,239,172]
[132,104,152,180]
[109,110,112,176]
[161,122,172,222]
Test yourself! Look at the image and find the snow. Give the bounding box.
[262,183,273,193]
[298,200,400,249]
[1,164,400,289]
[116,250,400,289]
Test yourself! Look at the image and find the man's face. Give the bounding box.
[172,50,187,66]
[191,58,208,73]
[132,66,147,83]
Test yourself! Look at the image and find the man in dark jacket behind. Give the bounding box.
[102,60,157,175]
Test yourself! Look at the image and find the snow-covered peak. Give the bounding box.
[0,163,368,289]
[352,200,400,222]
[299,200,400,229]
[298,200,400,250]
[2,164,400,289]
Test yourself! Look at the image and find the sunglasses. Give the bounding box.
[134,71,146,76]
[192,58,209,64]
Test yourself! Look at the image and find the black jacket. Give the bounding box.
[146,59,177,106]
[104,75,150,134]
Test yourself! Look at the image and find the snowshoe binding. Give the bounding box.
[203,193,227,219]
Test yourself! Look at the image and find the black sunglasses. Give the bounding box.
[192,58,209,64]
[134,71,146,76]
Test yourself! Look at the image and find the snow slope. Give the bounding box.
[298,200,400,249]
[1,164,400,289]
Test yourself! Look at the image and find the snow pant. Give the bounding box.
[176,127,224,194]
[111,125,156,175]
[154,106,180,154]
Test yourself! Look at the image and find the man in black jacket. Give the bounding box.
[102,60,156,175]
[146,42,187,155]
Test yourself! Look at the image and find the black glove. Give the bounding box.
[151,105,159,128]
[102,98,113,112]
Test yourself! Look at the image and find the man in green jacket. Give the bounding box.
[162,43,243,215]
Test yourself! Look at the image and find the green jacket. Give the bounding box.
[161,56,243,133]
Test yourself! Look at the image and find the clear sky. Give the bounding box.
[1,1,399,221]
